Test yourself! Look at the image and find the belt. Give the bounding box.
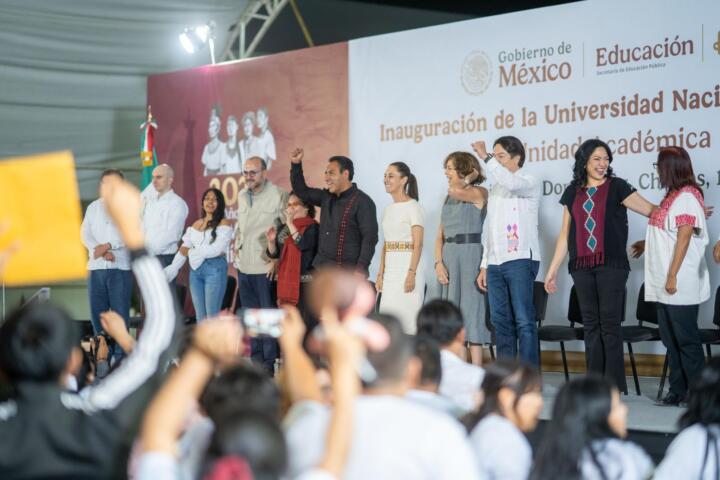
[385,241,414,251]
[300,274,313,283]
[445,233,482,244]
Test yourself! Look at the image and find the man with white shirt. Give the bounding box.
[474,137,541,366]
[81,169,133,354]
[285,313,480,480]
[406,336,463,417]
[416,299,484,414]
[142,164,189,275]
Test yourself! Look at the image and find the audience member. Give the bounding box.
[416,299,484,413]
[405,336,461,417]
[531,375,653,480]
[0,176,181,479]
[655,358,720,479]
[463,360,542,480]
[284,312,480,480]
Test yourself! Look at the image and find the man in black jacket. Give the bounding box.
[289,147,378,277]
[0,177,181,479]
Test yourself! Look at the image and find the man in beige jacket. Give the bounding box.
[233,156,288,374]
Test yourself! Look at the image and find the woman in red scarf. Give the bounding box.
[265,193,319,323]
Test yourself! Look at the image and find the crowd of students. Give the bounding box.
[0,175,719,479]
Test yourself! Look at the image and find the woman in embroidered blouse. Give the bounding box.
[264,192,319,326]
[544,139,656,394]
[634,147,709,406]
[165,188,232,321]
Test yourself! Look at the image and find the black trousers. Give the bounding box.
[571,266,629,394]
[656,303,704,397]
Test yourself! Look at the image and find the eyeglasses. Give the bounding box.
[242,170,262,177]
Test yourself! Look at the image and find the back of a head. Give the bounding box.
[413,336,442,387]
[205,409,287,480]
[680,357,720,429]
[0,303,79,384]
[530,375,616,480]
[366,313,412,386]
[200,362,281,423]
[463,359,541,432]
[416,300,464,346]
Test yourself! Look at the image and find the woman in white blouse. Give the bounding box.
[531,376,653,480]
[464,359,543,480]
[633,146,710,406]
[165,188,232,321]
[655,358,720,479]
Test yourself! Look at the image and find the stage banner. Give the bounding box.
[147,42,348,219]
[349,0,720,347]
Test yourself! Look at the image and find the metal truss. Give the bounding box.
[220,0,314,61]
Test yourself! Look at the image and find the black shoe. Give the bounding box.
[656,392,684,406]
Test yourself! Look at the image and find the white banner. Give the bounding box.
[349,0,720,352]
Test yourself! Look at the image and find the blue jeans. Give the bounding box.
[238,272,278,375]
[189,256,228,321]
[487,259,540,366]
[88,268,133,361]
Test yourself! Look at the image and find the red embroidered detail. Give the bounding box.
[336,190,360,264]
[674,214,697,227]
[648,186,704,229]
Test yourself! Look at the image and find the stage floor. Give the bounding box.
[538,372,684,433]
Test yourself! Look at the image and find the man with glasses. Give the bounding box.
[233,156,288,374]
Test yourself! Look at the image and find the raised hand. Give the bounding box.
[290,148,304,164]
[471,140,488,159]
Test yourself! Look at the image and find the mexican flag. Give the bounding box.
[140,106,158,189]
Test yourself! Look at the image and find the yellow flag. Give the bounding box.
[0,151,87,285]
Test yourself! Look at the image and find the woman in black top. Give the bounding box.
[544,139,655,394]
[265,192,319,327]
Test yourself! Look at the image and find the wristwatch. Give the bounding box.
[483,153,494,163]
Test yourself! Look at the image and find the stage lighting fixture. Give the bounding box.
[179,21,216,64]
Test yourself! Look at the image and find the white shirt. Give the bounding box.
[256,128,277,169]
[580,439,653,480]
[284,396,480,480]
[655,424,719,480]
[142,189,189,256]
[164,225,233,281]
[469,414,532,480]
[81,199,130,270]
[439,349,484,413]
[405,389,463,418]
[480,158,541,268]
[644,188,710,305]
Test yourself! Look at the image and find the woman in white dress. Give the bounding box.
[376,162,424,333]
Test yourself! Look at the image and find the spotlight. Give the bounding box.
[179,21,216,64]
